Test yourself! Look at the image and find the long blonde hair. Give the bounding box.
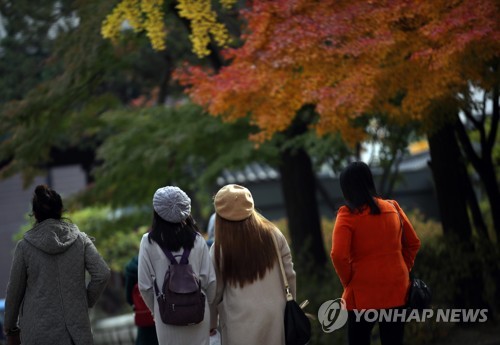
[214,211,277,288]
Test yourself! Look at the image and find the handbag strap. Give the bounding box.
[388,200,404,242]
[271,232,294,302]
[388,200,416,280]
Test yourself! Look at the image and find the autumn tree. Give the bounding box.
[171,0,499,243]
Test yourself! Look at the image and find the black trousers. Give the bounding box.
[347,308,405,345]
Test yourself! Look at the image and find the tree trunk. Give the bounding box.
[463,170,489,240]
[278,147,327,269]
[427,122,472,242]
[277,108,327,270]
[427,121,493,309]
[477,158,500,242]
[157,53,173,105]
[455,115,499,241]
[454,90,500,242]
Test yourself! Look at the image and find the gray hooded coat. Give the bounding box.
[4,219,110,345]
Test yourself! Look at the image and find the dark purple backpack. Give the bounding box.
[153,246,206,326]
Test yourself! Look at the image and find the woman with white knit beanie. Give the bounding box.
[138,186,216,345]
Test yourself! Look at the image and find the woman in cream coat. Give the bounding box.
[209,184,296,345]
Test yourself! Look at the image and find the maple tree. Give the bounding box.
[173,0,499,242]
[176,0,498,139]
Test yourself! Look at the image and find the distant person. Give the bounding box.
[138,186,216,345]
[206,212,216,247]
[209,184,296,344]
[3,184,111,345]
[331,162,421,345]
[124,255,158,345]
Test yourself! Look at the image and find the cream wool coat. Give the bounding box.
[210,229,296,345]
[4,219,111,345]
[138,233,216,345]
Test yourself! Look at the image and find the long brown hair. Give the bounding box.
[214,211,277,288]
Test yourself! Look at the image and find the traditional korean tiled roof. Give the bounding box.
[216,151,431,186]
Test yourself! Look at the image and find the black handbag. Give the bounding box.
[407,277,432,310]
[272,234,311,345]
[285,300,311,345]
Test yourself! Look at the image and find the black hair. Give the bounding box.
[339,161,381,215]
[148,211,198,251]
[32,184,64,222]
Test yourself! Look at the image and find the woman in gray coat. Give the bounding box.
[3,185,111,345]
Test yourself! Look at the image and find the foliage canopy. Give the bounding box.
[173,0,499,143]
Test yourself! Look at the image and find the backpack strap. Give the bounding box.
[159,245,192,265]
[153,277,161,298]
[159,232,198,264]
[159,246,177,264]
[179,247,191,265]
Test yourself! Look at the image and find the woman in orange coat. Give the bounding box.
[331,161,421,345]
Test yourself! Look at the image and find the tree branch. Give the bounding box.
[463,108,488,156]
[455,117,482,172]
[157,52,173,105]
[486,84,499,153]
[462,107,482,130]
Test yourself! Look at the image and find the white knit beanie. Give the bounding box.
[214,184,254,221]
[153,186,191,223]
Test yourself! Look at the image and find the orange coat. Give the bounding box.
[331,199,421,310]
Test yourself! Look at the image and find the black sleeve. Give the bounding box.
[124,256,139,306]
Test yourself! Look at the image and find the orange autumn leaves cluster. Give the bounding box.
[174,0,499,143]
